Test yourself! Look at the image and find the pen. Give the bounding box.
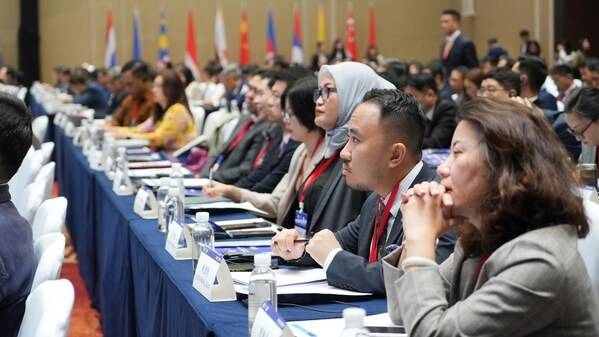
[273,239,309,245]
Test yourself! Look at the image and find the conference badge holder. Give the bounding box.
[192,245,236,302]
[294,202,308,238]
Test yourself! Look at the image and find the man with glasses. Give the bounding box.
[479,69,521,99]
[565,88,599,165]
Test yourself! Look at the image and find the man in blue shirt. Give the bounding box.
[70,71,109,118]
[0,92,35,337]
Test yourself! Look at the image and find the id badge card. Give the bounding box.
[294,206,308,238]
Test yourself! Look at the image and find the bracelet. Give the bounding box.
[401,256,439,272]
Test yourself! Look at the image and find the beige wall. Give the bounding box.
[0,0,20,67]
[39,0,553,82]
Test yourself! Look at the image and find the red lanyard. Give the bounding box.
[298,136,325,181]
[252,141,270,170]
[226,120,254,153]
[476,255,489,280]
[298,152,337,204]
[369,180,401,263]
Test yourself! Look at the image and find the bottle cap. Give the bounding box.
[117,146,126,155]
[342,308,365,329]
[195,212,209,223]
[254,253,271,268]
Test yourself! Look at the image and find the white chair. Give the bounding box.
[32,197,67,241]
[33,162,56,202]
[19,180,47,223]
[17,279,74,337]
[190,104,207,136]
[220,117,240,146]
[40,142,55,165]
[32,115,49,142]
[9,147,44,210]
[17,86,28,101]
[580,200,599,296]
[32,232,66,290]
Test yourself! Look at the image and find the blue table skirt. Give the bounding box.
[53,124,386,337]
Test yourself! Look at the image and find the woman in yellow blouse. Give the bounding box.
[112,69,195,152]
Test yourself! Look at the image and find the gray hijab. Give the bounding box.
[318,62,396,158]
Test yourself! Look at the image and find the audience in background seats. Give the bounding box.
[69,68,109,119]
[111,60,155,127]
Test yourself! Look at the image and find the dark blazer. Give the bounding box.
[107,91,128,116]
[0,184,34,337]
[535,89,558,111]
[440,34,479,79]
[327,164,457,296]
[73,81,110,118]
[544,109,581,160]
[200,116,269,184]
[423,99,458,149]
[235,125,300,193]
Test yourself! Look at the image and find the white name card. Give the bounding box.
[134,186,158,219]
[89,150,104,171]
[192,246,236,302]
[251,301,294,337]
[112,168,134,195]
[65,122,76,137]
[73,127,84,146]
[165,221,192,260]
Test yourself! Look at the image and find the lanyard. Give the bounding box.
[225,120,254,153]
[297,136,325,181]
[252,141,270,170]
[298,152,337,205]
[369,180,401,263]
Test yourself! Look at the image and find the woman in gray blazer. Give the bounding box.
[383,97,599,336]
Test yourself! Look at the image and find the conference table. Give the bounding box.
[47,104,387,337]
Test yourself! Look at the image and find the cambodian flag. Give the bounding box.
[290,7,303,64]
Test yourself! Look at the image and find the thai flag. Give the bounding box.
[266,9,277,60]
[132,8,142,60]
[290,7,303,64]
[104,11,117,68]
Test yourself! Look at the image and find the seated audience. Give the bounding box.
[565,87,599,164]
[550,64,580,103]
[272,89,456,295]
[382,97,599,336]
[463,67,483,101]
[111,60,155,127]
[406,74,457,149]
[449,66,468,105]
[0,92,35,337]
[220,63,248,112]
[479,68,521,98]
[514,56,558,111]
[106,69,128,116]
[0,66,23,86]
[53,66,71,93]
[185,61,225,109]
[69,70,109,118]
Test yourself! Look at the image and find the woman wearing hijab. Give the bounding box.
[277,62,395,239]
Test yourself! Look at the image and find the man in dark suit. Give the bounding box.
[514,56,558,111]
[70,71,110,119]
[406,74,457,149]
[272,90,456,296]
[439,9,478,83]
[0,92,35,337]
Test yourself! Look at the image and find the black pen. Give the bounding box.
[273,239,309,245]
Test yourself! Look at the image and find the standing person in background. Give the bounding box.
[110,60,155,127]
[519,29,531,56]
[439,9,478,88]
[328,39,348,64]
[311,42,328,72]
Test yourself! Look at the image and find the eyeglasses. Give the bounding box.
[313,87,338,103]
[283,109,295,120]
[477,86,505,96]
[568,119,595,139]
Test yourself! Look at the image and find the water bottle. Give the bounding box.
[248,253,277,335]
[156,177,170,233]
[170,162,186,200]
[115,147,128,177]
[164,186,186,248]
[189,212,214,277]
[103,136,117,179]
[339,308,369,337]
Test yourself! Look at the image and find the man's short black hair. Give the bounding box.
[0,92,32,183]
[483,69,521,95]
[517,56,547,92]
[121,60,154,81]
[441,9,461,22]
[408,73,438,95]
[587,58,599,72]
[519,29,530,37]
[550,64,575,77]
[361,89,425,158]
[69,68,89,85]
[566,87,599,121]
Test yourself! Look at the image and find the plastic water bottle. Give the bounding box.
[189,212,214,277]
[103,136,117,179]
[115,147,128,176]
[164,185,186,248]
[248,253,277,335]
[339,308,369,337]
[156,177,170,233]
[170,162,186,200]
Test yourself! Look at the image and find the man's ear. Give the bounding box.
[389,142,407,169]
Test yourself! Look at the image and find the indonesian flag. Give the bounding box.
[345,7,357,60]
[104,11,117,68]
[215,7,228,65]
[290,6,304,64]
[239,10,250,65]
[185,11,200,80]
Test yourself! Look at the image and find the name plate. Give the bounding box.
[192,246,236,302]
[165,221,192,260]
[89,150,104,171]
[251,301,294,337]
[134,186,158,219]
[112,168,134,195]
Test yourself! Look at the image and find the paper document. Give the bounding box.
[234,281,371,297]
[214,239,273,248]
[129,167,191,178]
[128,160,172,169]
[232,268,326,286]
[126,147,152,155]
[114,139,150,148]
[186,201,270,217]
[142,178,210,188]
[289,313,402,337]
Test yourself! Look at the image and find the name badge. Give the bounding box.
[251,301,294,337]
[192,246,236,302]
[133,186,158,219]
[294,210,308,238]
[165,221,192,260]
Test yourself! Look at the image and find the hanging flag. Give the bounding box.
[317,3,326,44]
[185,11,200,80]
[132,8,142,60]
[266,9,277,61]
[239,9,250,65]
[368,2,376,48]
[215,6,228,65]
[345,6,357,61]
[158,9,170,62]
[290,6,304,64]
[104,11,117,68]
